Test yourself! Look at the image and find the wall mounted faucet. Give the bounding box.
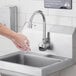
[29,10,53,51]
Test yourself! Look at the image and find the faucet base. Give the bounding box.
[39,43,53,51]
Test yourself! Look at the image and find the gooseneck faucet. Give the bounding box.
[29,10,52,51]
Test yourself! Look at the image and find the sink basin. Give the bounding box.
[0,51,72,76]
[1,53,61,67]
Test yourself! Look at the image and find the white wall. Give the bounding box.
[18,0,76,31]
[0,0,76,30]
[0,0,76,76]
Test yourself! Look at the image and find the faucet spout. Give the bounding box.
[29,10,46,45]
[29,10,52,51]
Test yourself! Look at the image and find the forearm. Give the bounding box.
[0,24,17,39]
[0,23,30,51]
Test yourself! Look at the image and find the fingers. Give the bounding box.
[12,39,31,51]
[12,33,31,51]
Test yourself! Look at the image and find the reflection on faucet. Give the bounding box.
[29,10,53,51]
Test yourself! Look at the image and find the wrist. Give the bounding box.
[9,31,17,40]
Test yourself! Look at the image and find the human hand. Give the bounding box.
[11,33,30,51]
[0,23,30,51]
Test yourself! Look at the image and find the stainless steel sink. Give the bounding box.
[1,53,61,68]
[0,51,72,76]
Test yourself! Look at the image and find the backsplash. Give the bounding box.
[0,0,76,31]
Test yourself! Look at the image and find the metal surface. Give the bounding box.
[0,51,72,76]
[10,6,18,32]
[29,10,46,44]
[28,10,52,51]
[44,0,72,9]
[1,53,60,67]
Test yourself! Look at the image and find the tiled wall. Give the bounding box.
[18,0,76,31]
[0,0,76,31]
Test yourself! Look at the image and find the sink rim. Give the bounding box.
[0,52,62,68]
[0,51,67,61]
[0,51,73,76]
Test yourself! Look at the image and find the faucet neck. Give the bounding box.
[29,10,46,44]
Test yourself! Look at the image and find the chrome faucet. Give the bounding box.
[29,10,53,51]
